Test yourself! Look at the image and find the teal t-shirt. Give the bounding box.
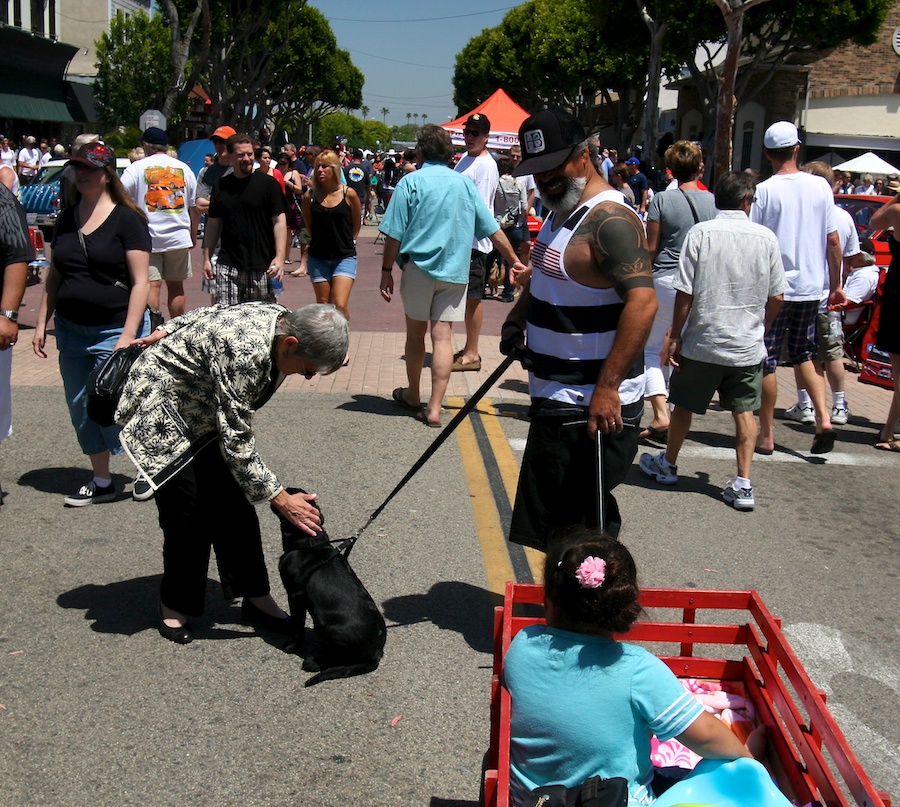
[504,624,704,805]
[378,160,499,283]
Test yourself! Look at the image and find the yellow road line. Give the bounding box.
[451,397,544,588]
[451,398,515,595]
[475,399,545,582]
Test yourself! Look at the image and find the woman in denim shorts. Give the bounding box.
[301,150,361,330]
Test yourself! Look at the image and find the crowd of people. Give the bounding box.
[0,109,897,804]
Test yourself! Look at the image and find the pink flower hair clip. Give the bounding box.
[575,556,607,589]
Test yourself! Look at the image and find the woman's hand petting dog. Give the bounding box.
[271,489,322,535]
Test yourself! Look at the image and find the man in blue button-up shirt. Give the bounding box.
[379,124,524,427]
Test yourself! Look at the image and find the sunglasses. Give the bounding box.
[463,129,483,137]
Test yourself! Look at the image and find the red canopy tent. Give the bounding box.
[442,89,530,151]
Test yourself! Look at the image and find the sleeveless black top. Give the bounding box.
[309,188,356,260]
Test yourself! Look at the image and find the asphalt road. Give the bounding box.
[2,228,898,805]
[1,382,897,806]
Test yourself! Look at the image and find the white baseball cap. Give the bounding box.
[763,121,801,150]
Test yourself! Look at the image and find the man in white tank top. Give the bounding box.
[502,108,657,547]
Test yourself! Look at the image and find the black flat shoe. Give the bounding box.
[158,604,193,644]
[241,599,293,634]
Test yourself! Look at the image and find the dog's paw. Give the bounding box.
[301,656,321,672]
[283,638,304,655]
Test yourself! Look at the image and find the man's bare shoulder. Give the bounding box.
[571,201,653,291]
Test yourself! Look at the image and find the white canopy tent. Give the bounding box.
[834,152,900,176]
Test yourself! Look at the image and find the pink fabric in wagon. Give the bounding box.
[650,679,757,769]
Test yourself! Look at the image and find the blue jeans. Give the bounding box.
[55,311,150,457]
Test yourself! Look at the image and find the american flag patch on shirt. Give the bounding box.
[533,239,566,281]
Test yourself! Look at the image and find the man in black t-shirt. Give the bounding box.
[202,134,287,306]
[0,183,33,504]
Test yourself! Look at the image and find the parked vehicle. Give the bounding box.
[26,226,50,286]
[834,194,890,265]
[21,158,130,240]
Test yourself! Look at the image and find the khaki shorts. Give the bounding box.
[400,260,466,322]
[816,311,844,362]
[669,356,763,414]
[149,247,193,283]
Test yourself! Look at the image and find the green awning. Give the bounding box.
[0,26,80,122]
[0,92,75,123]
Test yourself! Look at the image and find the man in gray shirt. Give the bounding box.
[640,172,785,511]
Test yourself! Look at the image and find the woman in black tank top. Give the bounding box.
[301,151,362,326]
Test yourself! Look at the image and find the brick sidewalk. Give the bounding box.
[10,327,894,433]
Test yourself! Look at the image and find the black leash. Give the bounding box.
[339,354,516,556]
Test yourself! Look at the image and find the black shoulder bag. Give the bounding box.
[523,775,629,807]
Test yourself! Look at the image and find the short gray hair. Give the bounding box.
[277,304,349,375]
[714,171,755,210]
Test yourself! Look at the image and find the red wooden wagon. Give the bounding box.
[483,582,892,807]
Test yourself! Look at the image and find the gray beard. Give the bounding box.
[538,176,588,217]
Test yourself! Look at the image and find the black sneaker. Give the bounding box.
[64,481,117,507]
[132,479,155,501]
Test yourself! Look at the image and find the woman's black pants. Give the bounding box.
[154,442,271,616]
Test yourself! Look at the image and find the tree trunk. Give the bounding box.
[159,0,211,126]
[713,10,743,181]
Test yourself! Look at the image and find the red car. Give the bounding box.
[834,194,891,265]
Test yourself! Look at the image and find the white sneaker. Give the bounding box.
[784,403,815,424]
[831,404,850,425]
[723,481,755,511]
[639,451,678,485]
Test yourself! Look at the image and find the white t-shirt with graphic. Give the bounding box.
[121,154,197,252]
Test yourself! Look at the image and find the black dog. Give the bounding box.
[272,489,386,686]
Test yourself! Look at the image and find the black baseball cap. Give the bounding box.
[463,113,490,134]
[512,108,586,177]
[141,126,168,146]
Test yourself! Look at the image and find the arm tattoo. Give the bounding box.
[574,202,653,294]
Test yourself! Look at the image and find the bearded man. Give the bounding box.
[501,108,657,548]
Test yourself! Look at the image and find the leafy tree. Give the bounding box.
[263,5,364,136]
[362,120,392,149]
[391,124,418,142]
[157,0,211,127]
[705,0,893,178]
[453,0,651,141]
[313,112,363,149]
[103,126,143,158]
[93,11,186,130]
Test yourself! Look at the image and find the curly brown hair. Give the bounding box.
[543,529,641,635]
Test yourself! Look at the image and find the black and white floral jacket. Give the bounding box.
[116,302,288,503]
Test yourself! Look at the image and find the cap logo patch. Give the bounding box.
[523,129,545,155]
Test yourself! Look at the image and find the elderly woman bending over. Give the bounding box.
[117,302,349,644]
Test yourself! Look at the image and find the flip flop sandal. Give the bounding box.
[392,387,421,413]
[451,355,482,372]
[414,410,442,428]
[810,429,836,455]
[639,425,668,442]
[874,439,900,453]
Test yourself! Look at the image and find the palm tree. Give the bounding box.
[381,107,389,123]
[413,113,419,126]
[421,113,428,124]
[406,112,412,126]
[361,105,369,120]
